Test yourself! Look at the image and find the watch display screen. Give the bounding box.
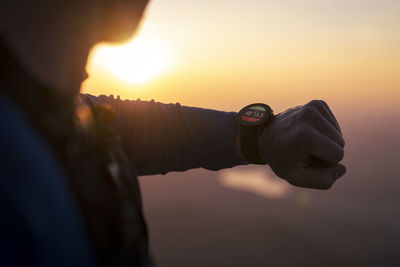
[238,104,272,126]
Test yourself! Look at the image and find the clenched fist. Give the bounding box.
[259,100,346,189]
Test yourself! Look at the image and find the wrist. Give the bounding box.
[236,131,246,162]
[257,123,274,165]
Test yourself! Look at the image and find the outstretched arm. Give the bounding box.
[85,94,346,189]
[85,94,244,176]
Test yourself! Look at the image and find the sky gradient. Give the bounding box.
[83,0,399,114]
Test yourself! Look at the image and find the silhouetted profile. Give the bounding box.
[0,1,345,266]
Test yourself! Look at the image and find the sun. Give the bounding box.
[90,36,174,84]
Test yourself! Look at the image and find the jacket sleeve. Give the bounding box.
[84,94,245,176]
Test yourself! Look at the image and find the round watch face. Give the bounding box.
[238,103,273,127]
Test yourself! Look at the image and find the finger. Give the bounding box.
[306,100,342,135]
[298,105,344,147]
[311,113,345,147]
[305,128,344,164]
[298,163,347,190]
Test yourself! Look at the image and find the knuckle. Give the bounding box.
[330,147,345,163]
[332,133,345,148]
[317,99,328,107]
[299,106,320,121]
[336,148,345,162]
[338,136,346,148]
[307,99,328,109]
[308,99,323,107]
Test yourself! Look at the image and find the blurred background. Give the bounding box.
[82,0,400,266]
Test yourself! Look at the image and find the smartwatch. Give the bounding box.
[237,103,274,164]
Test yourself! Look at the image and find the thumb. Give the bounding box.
[301,164,347,190]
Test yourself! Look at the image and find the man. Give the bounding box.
[0,0,345,266]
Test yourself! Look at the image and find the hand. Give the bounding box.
[258,100,346,189]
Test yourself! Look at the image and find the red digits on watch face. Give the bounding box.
[241,115,260,122]
[238,104,272,127]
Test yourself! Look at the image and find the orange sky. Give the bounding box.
[82,0,400,116]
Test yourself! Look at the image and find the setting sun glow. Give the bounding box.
[83,0,400,111]
[90,36,174,84]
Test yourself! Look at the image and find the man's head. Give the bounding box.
[98,0,150,43]
[0,0,150,93]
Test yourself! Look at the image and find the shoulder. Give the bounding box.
[0,94,95,267]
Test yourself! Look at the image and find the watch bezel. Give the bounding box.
[237,103,273,127]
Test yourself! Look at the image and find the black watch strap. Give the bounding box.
[239,126,265,164]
